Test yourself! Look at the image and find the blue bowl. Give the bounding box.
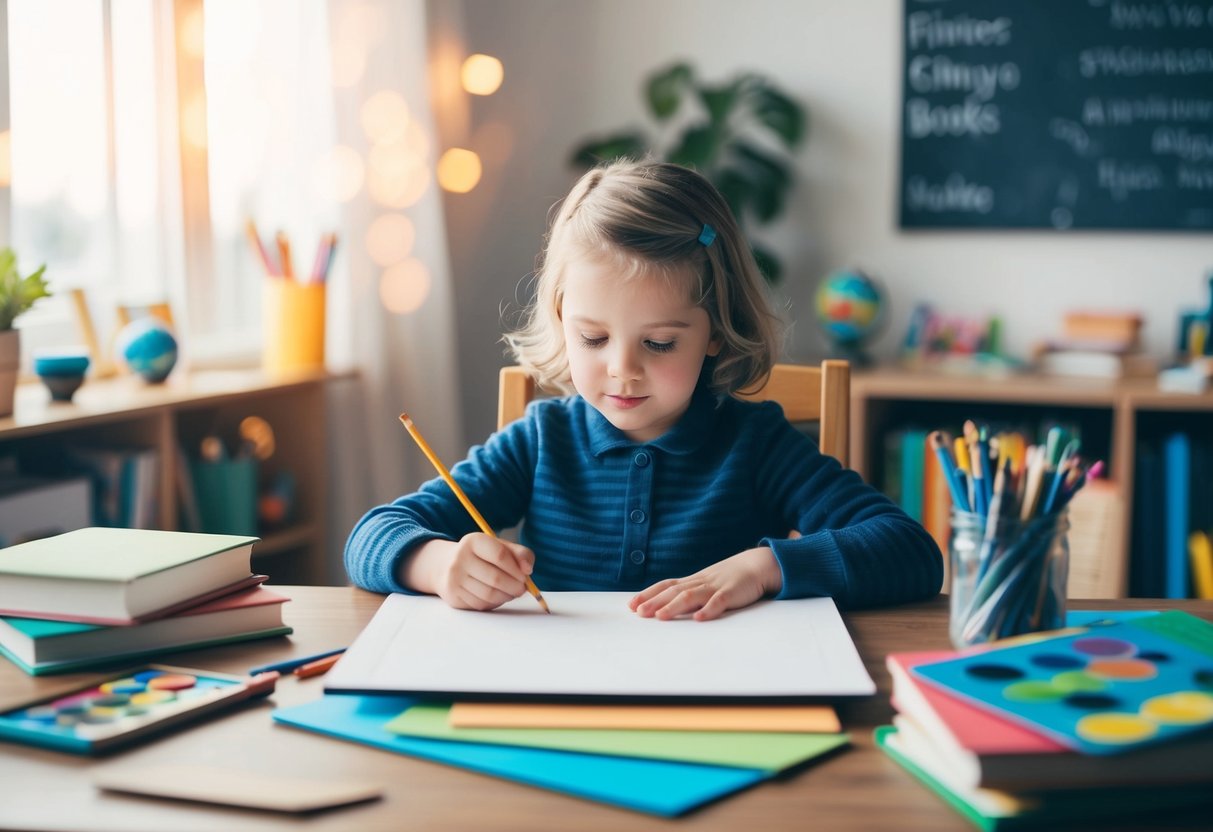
[33,350,90,402]
[34,352,91,377]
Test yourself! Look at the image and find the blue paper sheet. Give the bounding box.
[272,695,767,816]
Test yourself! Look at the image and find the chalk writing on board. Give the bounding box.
[899,0,1213,231]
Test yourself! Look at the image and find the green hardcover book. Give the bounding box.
[0,527,258,625]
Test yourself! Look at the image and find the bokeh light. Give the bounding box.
[311,144,365,202]
[367,137,429,207]
[436,148,481,193]
[182,92,209,150]
[360,90,410,144]
[380,258,432,314]
[461,54,504,96]
[365,213,416,267]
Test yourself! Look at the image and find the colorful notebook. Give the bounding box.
[273,695,769,816]
[911,611,1213,755]
[384,703,848,770]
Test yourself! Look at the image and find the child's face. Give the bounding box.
[560,257,719,443]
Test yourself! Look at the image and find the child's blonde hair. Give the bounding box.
[505,159,782,396]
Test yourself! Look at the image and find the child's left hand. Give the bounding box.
[628,547,783,621]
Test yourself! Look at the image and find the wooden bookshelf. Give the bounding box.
[0,368,349,584]
[850,367,1213,597]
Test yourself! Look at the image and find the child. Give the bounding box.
[345,160,942,619]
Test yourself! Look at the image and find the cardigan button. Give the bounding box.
[633,452,650,467]
[629,549,646,564]
[629,509,646,523]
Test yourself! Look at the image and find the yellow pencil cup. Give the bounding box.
[263,278,326,373]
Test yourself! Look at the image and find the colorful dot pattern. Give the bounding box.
[1,670,236,744]
[914,613,1213,755]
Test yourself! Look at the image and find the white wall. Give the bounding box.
[433,0,1212,446]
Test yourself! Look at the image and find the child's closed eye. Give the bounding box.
[578,334,607,349]
[644,339,676,353]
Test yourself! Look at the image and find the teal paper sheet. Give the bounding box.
[272,695,767,816]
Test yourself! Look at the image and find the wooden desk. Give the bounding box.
[0,588,1209,831]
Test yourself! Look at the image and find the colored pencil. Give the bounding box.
[248,647,346,677]
[294,653,343,678]
[398,412,551,614]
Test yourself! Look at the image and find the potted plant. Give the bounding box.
[570,62,806,283]
[0,248,51,416]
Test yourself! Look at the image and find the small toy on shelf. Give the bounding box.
[899,303,1020,375]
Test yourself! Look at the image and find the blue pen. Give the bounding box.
[249,647,347,677]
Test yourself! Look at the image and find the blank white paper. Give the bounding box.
[324,592,876,700]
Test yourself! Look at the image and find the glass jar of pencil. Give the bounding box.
[929,424,1093,650]
[948,507,1069,649]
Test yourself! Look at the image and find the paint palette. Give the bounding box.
[0,665,278,754]
[913,611,1213,755]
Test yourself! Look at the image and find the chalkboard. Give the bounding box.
[899,0,1213,231]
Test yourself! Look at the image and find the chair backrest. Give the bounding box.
[498,360,851,466]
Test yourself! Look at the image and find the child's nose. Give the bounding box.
[608,343,642,380]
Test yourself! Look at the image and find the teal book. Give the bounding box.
[876,726,1213,830]
[1164,431,1191,598]
[900,428,928,523]
[0,585,289,675]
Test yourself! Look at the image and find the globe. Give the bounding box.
[117,318,178,383]
[814,269,883,364]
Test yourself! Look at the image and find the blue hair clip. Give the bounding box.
[698,223,716,247]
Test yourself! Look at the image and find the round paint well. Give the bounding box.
[1003,680,1066,703]
[1076,713,1158,744]
[1140,692,1213,725]
[1086,658,1158,681]
[1071,637,1134,657]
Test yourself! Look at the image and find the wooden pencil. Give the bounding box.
[398,412,551,614]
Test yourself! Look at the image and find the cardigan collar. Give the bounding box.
[584,381,721,458]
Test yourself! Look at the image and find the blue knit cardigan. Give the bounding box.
[345,384,942,609]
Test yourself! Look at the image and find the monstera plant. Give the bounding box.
[570,62,807,283]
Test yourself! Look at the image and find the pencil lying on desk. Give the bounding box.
[294,653,343,679]
[398,412,551,614]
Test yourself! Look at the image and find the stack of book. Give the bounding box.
[878,611,1213,829]
[1033,311,1156,379]
[0,527,291,675]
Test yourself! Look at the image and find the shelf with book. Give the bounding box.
[0,368,350,585]
[850,368,1213,599]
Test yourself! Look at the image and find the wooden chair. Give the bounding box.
[498,360,851,466]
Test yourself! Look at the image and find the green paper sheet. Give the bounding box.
[384,704,849,771]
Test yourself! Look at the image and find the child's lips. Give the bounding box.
[607,394,648,409]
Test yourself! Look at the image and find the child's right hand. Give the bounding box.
[401,534,535,611]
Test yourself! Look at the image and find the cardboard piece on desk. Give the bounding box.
[94,764,382,813]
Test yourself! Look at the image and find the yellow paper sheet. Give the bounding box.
[448,702,840,733]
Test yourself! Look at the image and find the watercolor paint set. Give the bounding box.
[0,664,278,754]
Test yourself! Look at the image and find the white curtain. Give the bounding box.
[323,0,464,584]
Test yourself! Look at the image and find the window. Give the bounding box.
[4,0,337,367]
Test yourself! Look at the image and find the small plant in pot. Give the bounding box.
[0,248,52,416]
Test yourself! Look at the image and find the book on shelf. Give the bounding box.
[1035,348,1157,380]
[0,527,259,625]
[1060,311,1143,351]
[0,585,291,675]
[886,650,1213,792]
[64,445,160,529]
